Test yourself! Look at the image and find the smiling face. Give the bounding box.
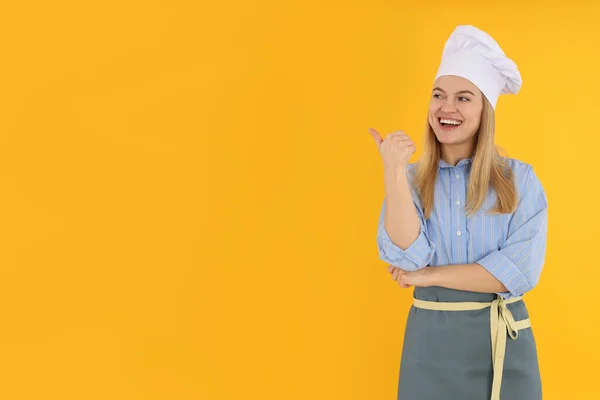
[428,75,484,146]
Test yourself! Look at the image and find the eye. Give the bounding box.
[433,93,442,99]
[459,96,470,102]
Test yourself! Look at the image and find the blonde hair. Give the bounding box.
[412,95,518,219]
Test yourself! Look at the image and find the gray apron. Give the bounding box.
[397,286,542,400]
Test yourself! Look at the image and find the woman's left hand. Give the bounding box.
[387,265,435,288]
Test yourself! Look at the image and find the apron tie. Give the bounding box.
[413,294,531,400]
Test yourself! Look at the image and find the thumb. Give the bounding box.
[368,128,383,149]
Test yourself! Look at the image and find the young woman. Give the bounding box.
[369,26,548,400]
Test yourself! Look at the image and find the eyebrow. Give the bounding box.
[433,87,476,96]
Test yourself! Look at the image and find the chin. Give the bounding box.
[434,128,464,143]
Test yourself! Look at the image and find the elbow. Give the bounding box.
[377,245,435,272]
[527,255,547,290]
[377,222,436,271]
[380,257,424,272]
[516,267,544,297]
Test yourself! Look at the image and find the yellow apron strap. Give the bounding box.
[413,298,490,311]
[412,295,531,400]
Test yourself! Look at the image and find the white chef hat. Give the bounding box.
[434,25,522,109]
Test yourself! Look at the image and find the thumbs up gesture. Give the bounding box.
[368,128,416,171]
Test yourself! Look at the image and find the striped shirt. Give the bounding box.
[377,156,548,299]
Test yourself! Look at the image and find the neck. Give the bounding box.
[440,143,475,166]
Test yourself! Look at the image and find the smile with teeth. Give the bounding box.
[439,118,463,126]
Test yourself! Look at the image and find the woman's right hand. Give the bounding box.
[368,128,416,170]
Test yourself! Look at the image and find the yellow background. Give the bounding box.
[0,1,594,399]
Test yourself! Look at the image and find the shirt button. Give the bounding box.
[456,174,460,179]
[456,200,461,206]
[457,230,462,236]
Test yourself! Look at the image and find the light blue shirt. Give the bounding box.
[377,157,548,299]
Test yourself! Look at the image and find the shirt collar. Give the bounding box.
[438,157,473,169]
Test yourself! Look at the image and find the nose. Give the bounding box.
[441,98,457,113]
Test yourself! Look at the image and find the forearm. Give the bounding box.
[427,263,508,294]
[383,167,421,250]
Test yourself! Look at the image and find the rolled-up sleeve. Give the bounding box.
[377,189,436,271]
[475,166,548,299]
